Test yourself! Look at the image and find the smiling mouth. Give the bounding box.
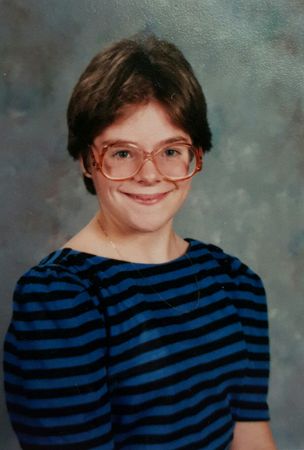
[122,192,171,204]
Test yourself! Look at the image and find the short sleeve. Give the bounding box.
[3,264,114,449]
[227,256,270,422]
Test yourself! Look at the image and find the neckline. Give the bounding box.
[52,238,195,268]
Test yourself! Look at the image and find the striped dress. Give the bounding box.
[4,239,270,450]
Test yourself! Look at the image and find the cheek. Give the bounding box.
[93,172,116,194]
[177,180,192,198]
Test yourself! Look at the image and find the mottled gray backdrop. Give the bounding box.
[1,0,303,449]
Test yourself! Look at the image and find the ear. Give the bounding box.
[196,147,204,172]
[79,155,93,178]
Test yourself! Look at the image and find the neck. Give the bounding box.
[94,212,187,264]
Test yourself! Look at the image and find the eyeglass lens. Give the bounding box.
[101,144,196,180]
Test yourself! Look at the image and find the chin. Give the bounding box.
[127,218,173,234]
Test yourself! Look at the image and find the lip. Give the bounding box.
[121,191,171,205]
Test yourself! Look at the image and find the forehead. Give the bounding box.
[95,101,190,146]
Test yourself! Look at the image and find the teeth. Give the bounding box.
[127,193,165,197]
[136,195,162,200]
[124,192,167,202]
[121,191,171,202]
[135,196,155,200]
[127,192,166,198]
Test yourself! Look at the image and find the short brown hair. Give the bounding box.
[67,34,212,195]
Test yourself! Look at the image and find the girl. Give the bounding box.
[4,35,276,449]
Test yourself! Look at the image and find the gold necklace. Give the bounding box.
[97,218,200,312]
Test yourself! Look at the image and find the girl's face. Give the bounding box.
[89,100,194,235]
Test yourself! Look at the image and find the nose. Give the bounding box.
[133,155,162,183]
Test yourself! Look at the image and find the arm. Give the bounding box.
[222,254,276,449]
[231,421,277,450]
[4,264,113,449]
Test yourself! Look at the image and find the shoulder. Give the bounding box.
[16,250,85,291]
[190,240,269,334]
[9,253,105,342]
[189,238,265,291]
[12,249,101,314]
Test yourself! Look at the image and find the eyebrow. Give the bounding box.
[100,136,191,147]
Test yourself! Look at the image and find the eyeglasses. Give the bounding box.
[91,140,203,181]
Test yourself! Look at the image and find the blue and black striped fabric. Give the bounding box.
[4,239,270,449]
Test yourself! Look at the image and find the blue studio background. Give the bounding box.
[1,1,303,449]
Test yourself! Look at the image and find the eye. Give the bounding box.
[113,150,131,159]
[164,147,181,157]
[108,148,134,159]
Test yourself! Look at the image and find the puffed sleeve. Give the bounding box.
[227,256,271,422]
[3,264,114,449]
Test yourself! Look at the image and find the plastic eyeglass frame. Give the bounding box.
[90,141,203,181]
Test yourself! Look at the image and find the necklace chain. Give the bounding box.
[97,218,200,312]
